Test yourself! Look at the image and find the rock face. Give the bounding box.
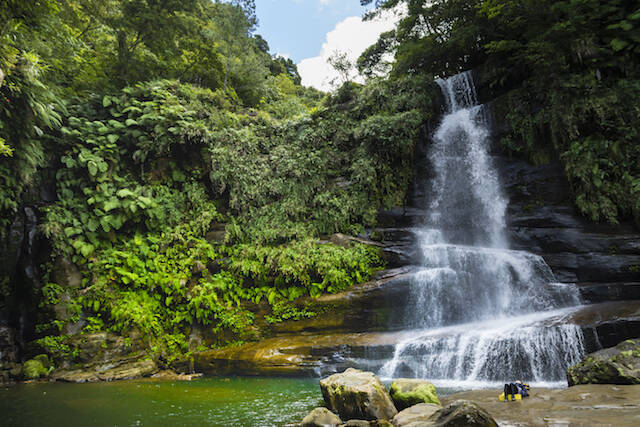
[498,159,640,298]
[52,257,82,288]
[320,368,398,421]
[192,302,640,378]
[267,266,417,336]
[300,407,342,427]
[62,332,145,367]
[426,400,497,427]
[569,301,640,351]
[567,338,640,385]
[389,379,440,410]
[392,403,441,426]
[52,359,157,383]
[0,326,18,367]
[195,331,398,377]
[151,370,203,381]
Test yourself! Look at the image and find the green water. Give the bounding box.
[0,377,323,426]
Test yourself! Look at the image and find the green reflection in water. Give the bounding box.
[0,377,323,426]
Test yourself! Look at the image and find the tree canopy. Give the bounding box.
[362,0,640,224]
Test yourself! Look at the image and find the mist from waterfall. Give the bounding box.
[378,72,585,387]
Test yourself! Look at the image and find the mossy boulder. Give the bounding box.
[567,338,640,385]
[23,357,48,380]
[301,407,342,427]
[389,378,440,410]
[33,354,52,370]
[320,368,398,421]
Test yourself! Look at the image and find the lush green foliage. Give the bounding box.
[15,70,425,360]
[228,239,382,300]
[1,0,432,364]
[45,231,381,359]
[264,301,317,324]
[365,0,640,225]
[0,1,64,228]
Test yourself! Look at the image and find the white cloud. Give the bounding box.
[298,10,401,91]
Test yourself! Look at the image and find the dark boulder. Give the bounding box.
[426,400,498,427]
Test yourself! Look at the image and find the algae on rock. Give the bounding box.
[22,355,50,380]
[320,368,398,421]
[389,378,440,410]
[567,339,640,385]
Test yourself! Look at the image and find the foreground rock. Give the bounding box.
[344,420,372,427]
[301,407,342,427]
[52,359,157,383]
[442,385,640,426]
[320,368,398,421]
[427,400,497,427]
[392,403,441,426]
[390,379,440,410]
[567,338,640,385]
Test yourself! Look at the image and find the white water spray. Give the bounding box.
[379,72,585,386]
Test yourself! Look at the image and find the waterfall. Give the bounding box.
[378,72,585,387]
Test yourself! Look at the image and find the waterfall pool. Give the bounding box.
[0,376,563,426]
[0,377,323,427]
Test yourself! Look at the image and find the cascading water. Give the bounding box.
[378,72,585,387]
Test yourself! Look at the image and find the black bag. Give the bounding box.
[503,383,518,397]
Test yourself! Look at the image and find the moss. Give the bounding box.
[22,359,47,380]
[390,380,440,410]
[33,354,51,370]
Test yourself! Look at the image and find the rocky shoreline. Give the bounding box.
[293,340,640,426]
[442,385,640,427]
[294,366,640,427]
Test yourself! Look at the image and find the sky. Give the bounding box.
[254,0,400,91]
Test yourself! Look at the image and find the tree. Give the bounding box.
[214,0,257,94]
[61,0,203,86]
[269,55,302,85]
[328,50,356,88]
